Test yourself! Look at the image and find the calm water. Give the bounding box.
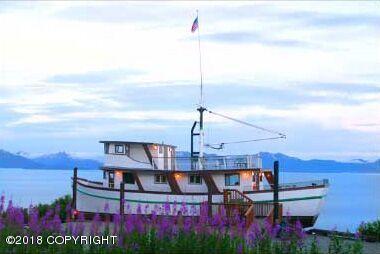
[0,168,379,232]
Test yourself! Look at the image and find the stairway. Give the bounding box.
[223,189,255,227]
[223,189,283,227]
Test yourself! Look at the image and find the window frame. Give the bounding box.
[154,174,167,184]
[115,144,125,154]
[225,173,240,186]
[188,173,202,185]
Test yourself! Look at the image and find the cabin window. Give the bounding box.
[103,170,106,179]
[108,172,115,188]
[158,145,163,154]
[125,144,130,155]
[154,174,167,184]
[189,174,202,184]
[115,144,124,154]
[104,143,110,154]
[225,173,240,186]
[123,172,135,184]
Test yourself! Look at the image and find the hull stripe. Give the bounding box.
[77,188,326,205]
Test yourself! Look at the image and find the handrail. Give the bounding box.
[76,177,103,185]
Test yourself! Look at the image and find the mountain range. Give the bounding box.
[0,150,101,170]
[0,149,379,172]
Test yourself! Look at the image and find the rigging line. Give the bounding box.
[206,136,285,147]
[207,110,286,138]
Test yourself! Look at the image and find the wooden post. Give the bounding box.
[72,167,78,210]
[208,192,212,217]
[273,161,279,225]
[120,182,125,227]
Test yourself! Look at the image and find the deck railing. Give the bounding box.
[153,155,262,171]
[243,179,329,192]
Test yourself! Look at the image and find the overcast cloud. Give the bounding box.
[0,1,379,161]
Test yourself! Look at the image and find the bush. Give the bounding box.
[358,219,380,242]
[35,195,72,221]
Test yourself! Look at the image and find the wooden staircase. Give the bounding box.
[223,189,283,227]
[223,189,255,226]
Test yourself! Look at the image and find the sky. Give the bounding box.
[0,1,379,161]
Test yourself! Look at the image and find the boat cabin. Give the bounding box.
[100,140,269,194]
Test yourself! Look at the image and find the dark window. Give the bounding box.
[103,170,106,179]
[158,145,163,154]
[189,174,202,184]
[154,174,167,184]
[123,172,135,184]
[125,144,130,155]
[225,173,240,186]
[115,144,124,154]
[108,172,114,188]
[104,143,110,154]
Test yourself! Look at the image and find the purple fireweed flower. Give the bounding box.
[294,220,306,239]
[0,218,4,231]
[190,204,197,216]
[73,212,85,236]
[172,201,178,216]
[104,202,110,213]
[0,194,5,213]
[183,217,192,233]
[124,215,135,234]
[52,213,62,233]
[90,213,101,235]
[180,201,188,215]
[144,204,149,214]
[65,203,72,223]
[125,203,131,214]
[136,204,142,214]
[134,215,145,234]
[112,214,121,235]
[163,202,171,215]
[158,217,170,238]
[28,208,41,234]
[151,210,158,225]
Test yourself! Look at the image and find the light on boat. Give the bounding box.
[116,171,122,177]
[152,145,158,150]
[243,172,250,178]
[175,173,181,179]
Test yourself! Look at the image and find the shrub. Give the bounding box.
[358,219,380,242]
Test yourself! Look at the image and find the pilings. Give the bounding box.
[273,161,279,224]
[120,182,125,227]
[72,167,78,210]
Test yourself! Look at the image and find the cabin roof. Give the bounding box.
[99,140,176,148]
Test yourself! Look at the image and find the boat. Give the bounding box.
[72,106,329,227]
[72,14,329,227]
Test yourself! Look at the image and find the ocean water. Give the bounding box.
[0,168,379,232]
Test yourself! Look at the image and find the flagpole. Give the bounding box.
[196,10,204,107]
[195,10,205,166]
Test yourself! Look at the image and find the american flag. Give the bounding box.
[191,17,198,33]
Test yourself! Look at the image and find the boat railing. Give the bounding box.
[76,177,103,187]
[243,179,329,192]
[151,155,262,171]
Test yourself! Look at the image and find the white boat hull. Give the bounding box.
[75,179,328,227]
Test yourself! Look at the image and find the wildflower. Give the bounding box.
[104,202,110,213]
[90,213,101,235]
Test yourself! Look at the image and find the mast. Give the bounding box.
[190,10,206,169]
[196,10,205,159]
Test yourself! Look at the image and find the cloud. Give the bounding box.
[46,69,143,84]
[201,31,313,48]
